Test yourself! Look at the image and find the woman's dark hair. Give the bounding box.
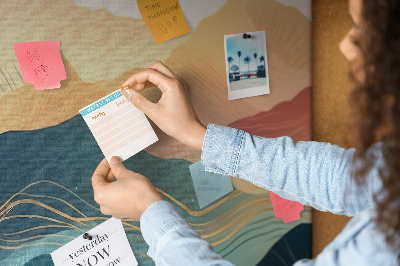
[350,0,400,253]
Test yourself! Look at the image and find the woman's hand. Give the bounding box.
[120,61,206,151]
[91,157,164,220]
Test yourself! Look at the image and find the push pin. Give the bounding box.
[120,85,130,92]
[83,233,93,240]
[242,33,252,39]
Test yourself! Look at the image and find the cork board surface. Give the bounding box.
[312,0,353,257]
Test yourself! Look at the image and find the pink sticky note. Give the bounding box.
[270,191,304,223]
[14,41,66,90]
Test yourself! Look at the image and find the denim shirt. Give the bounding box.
[140,124,399,265]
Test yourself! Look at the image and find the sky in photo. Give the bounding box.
[226,33,266,73]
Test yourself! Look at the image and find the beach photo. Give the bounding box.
[224,31,270,100]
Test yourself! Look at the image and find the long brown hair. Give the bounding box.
[350,0,400,253]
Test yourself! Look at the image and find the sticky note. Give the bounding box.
[51,218,138,266]
[189,161,233,209]
[79,90,158,162]
[269,192,304,223]
[137,0,191,44]
[14,41,66,90]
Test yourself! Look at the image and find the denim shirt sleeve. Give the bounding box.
[140,200,235,265]
[201,124,383,216]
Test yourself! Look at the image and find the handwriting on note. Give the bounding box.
[137,0,191,44]
[14,41,66,90]
[189,161,233,209]
[269,192,304,223]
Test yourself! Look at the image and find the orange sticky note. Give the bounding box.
[270,192,304,223]
[137,0,191,44]
[14,41,66,90]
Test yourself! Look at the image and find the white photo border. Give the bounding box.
[224,30,270,100]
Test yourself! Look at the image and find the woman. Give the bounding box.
[91,0,400,264]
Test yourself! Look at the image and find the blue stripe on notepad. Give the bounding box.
[79,90,123,116]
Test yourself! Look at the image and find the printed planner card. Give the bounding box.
[80,90,158,162]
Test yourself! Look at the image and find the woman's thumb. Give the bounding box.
[123,89,153,115]
[109,156,127,177]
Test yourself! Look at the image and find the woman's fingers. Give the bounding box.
[136,81,156,92]
[121,88,158,117]
[121,68,175,94]
[91,159,110,187]
[121,62,178,93]
[118,62,205,150]
[147,61,176,79]
[105,169,115,183]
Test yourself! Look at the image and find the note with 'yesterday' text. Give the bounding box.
[51,218,137,266]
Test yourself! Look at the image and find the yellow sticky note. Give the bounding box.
[137,0,191,44]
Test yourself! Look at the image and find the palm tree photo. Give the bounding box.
[227,56,233,73]
[260,55,265,71]
[253,53,258,73]
[244,56,251,77]
[231,64,239,72]
[237,51,242,77]
[225,32,268,95]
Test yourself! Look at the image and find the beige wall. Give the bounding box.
[312,0,353,257]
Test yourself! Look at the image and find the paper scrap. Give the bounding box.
[137,0,191,44]
[79,90,158,162]
[269,191,304,223]
[51,218,137,266]
[14,41,66,90]
[189,161,233,209]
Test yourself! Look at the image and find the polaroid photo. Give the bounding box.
[224,31,270,100]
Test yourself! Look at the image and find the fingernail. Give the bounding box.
[125,89,133,100]
[110,156,122,165]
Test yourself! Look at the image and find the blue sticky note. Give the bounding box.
[189,161,234,209]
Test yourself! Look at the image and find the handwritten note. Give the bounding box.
[51,218,137,266]
[269,192,304,223]
[189,161,233,209]
[79,90,158,162]
[14,41,66,90]
[137,0,191,44]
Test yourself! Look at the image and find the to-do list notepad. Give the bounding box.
[80,90,158,162]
